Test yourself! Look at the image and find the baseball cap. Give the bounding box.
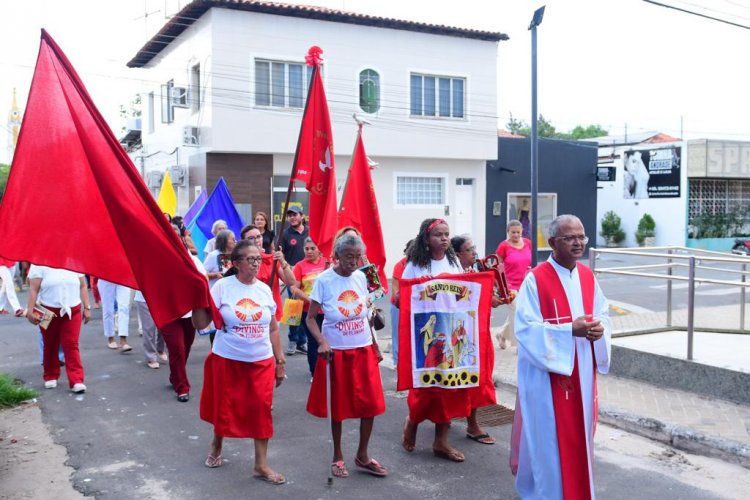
[286,206,303,215]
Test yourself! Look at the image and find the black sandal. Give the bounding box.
[177,393,190,402]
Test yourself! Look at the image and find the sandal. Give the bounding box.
[331,460,349,478]
[354,457,388,477]
[401,417,416,452]
[205,454,222,468]
[466,432,496,445]
[253,471,286,485]
[433,448,465,462]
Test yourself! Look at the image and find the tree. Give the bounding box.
[0,163,9,203]
[504,115,608,140]
[119,94,142,133]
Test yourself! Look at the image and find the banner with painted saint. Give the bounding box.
[396,271,494,391]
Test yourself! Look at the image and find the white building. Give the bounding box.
[126,0,506,272]
[591,132,687,248]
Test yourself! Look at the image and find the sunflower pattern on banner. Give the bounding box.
[397,272,494,391]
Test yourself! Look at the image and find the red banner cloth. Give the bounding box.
[291,52,338,258]
[396,272,494,393]
[337,131,388,293]
[0,30,209,328]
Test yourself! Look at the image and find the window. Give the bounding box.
[255,59,313,109]
[507,193,558,250]
[161,80,174,123]
[359,69,380,113]
[147,92,154,133]
[190,64,200,113]
[410,73,465,118]
[396,175,446,206]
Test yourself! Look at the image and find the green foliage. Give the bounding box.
[0,163,9,203]
[689,210,747,239]
[635,213,656,246]
[0,373,37,409]
[600,210,625,246]
[505,114,607,140]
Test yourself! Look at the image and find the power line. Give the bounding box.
[643,0,750,29]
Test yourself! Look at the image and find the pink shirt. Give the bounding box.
[495,238,532,290]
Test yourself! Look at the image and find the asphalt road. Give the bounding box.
[0,300,724,499]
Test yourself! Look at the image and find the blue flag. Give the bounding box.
[183,189,208,227]
[191,178,245,260]
[188,220,209,261]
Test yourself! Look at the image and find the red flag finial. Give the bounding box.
[305,46,323,66]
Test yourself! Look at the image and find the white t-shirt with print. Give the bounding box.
[27,265,83,317]
[402,256,463,279]
[210,276,276,363]
[310,268,372,350]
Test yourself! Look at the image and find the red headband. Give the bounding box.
[426,219,447,234]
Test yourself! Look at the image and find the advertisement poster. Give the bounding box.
[623,147,681,199]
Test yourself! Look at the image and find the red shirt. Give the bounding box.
[495,238,532,290]
[390,257,407,306]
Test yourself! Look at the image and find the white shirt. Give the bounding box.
[311,268,372,350]
[27,265,83,318]
[204,237,216,256]
[401,256,463,279]
[210,276,276,363]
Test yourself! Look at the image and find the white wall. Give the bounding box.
[596,142,687,247]
[274,154,486,277]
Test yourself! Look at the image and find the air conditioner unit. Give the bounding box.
[183,126,200,146]
[169,166,187,186]
[171,86,189,108]
[146,170,163,189]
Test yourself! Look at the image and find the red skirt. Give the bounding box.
[200,353,275,439]
[307,345,386,421]
[407,387,472,424]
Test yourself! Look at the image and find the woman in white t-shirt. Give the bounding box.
[305,234,387,479]
[203,229,236,289]
[25,265,91,393]
[200,240,286,485]
[400,218,471,463]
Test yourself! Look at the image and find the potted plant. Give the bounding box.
[636,213,656,246]
[600,211,625,247]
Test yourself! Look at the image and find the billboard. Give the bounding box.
[623,147,681,199]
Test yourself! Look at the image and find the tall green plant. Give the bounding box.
[600,211,625,246]
[635,213,656,246]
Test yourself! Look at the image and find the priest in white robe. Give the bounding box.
[511,214,611,500]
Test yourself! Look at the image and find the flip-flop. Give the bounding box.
[401,417,415,452]
[433,448,465,462]
[330,460,349,478]
[466,433,496,445]
[354,457,388,477]
[253,472,286,485]
[204,454,222,468]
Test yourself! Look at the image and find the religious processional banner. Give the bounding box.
[397,272,493,391]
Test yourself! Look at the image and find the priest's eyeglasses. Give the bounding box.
[556,235,589,244]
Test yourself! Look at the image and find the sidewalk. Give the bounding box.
[489,322,750,469]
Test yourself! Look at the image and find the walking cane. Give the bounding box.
[326,351,334,486]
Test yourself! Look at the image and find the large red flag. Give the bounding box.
[291,47,338,258]
[338,128,388,293]
[0,30,210,328]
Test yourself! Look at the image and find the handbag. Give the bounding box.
[280,298,304,326]
[370,306,386,331]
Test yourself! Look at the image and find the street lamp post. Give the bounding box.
[529,6,545,267]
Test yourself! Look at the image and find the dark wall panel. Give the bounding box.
[207,153,273,216]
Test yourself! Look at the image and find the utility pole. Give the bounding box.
[529,6,545,267]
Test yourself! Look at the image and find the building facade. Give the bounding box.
[127,0,506,271]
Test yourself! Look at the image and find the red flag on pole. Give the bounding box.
[291,47,338,258]
[338,127,388,293]
[0,30,210,328]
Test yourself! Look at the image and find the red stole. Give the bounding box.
[531,261,595,500]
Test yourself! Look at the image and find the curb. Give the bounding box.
[492,375,750,470]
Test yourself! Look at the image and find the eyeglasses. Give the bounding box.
[238,256,263,264]
[555,235,589,244]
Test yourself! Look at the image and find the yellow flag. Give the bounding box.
[157,170,177,216]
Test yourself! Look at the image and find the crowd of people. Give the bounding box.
[8,207,610,497]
